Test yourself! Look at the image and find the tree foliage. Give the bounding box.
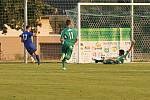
[0,0,52,31]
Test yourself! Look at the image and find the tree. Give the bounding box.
[0,0,52,32]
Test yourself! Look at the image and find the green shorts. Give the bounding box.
[103,59,119,64]
[62,44,74,60]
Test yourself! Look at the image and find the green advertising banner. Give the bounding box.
[81,28,131,41]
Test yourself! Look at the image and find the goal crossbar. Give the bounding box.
[78,3,150,6]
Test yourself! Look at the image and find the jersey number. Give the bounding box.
[22,34,27,41]
[69,32,73,39]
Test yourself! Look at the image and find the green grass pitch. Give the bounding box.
[0,63,150,100]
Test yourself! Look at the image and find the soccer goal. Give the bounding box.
[66,2,150,63]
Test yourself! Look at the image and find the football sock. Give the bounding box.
[35,55,40,65]
[62,58,66,68]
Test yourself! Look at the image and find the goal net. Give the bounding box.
[66,3,150,63]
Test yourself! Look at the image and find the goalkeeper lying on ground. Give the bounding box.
[94,40,135,64]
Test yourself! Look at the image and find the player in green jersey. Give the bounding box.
[60,19,78,70]
[94,40,135,64]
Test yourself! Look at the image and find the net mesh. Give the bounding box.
[134,5,150,61]
[66,3,150,62]
[0,0,149,62]
[0,0,24,62]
